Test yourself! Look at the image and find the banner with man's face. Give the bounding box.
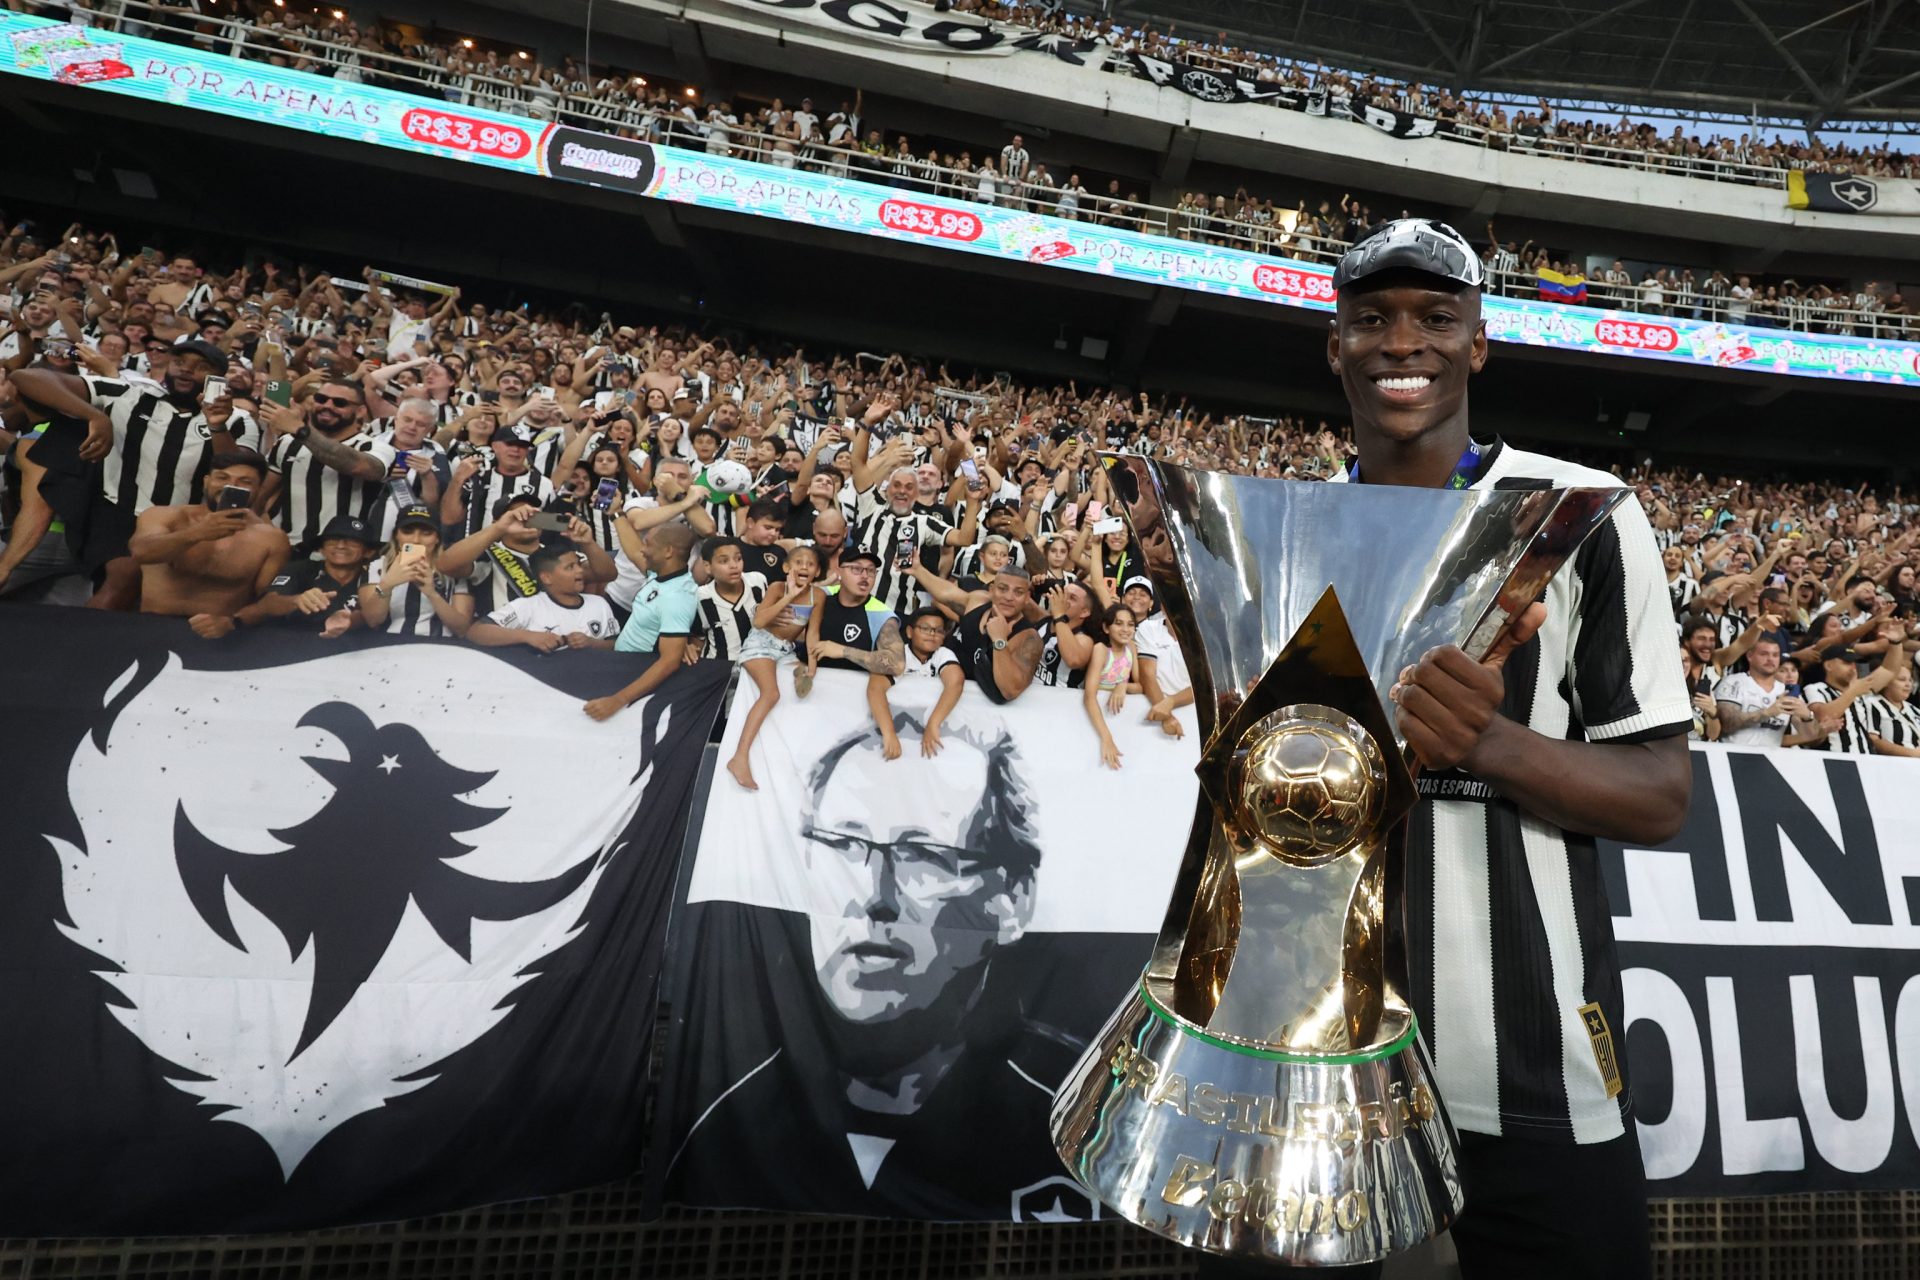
[655,667,1201,1221]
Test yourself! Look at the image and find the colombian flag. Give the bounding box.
[1536,267,1588,304]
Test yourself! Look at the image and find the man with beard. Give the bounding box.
[1269,219,1691,1280]
[1713,637,1820,748]
[665,706,1082,1217]
[127,448,289,630]
[258,377,394,557]
[8,338,246,608]
[445,422,553,538]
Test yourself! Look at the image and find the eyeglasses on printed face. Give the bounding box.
[803,825,990,895]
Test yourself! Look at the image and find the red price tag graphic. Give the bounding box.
[878,199,983,243]
[1253,264,1335,302]
[400,108,531,159]
[1596,320,1679,352]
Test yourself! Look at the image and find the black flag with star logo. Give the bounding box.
[0,607,727,1235]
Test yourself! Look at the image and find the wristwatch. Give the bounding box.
[992,637,1007,651]
[292,424,312,444]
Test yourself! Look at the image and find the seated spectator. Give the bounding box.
[357,503,474,638]
[725,544,827,791]
[125,449,291,637]
[468,541,618,652]
[242,514,379,638]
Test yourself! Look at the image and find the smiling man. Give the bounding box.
[1294,220,1692,1280]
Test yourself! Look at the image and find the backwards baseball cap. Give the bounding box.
[1332,218,1485,293]
[492,491,542,520]
[395,503,439,532]
[171,337,231,373]
[318,514,377,546]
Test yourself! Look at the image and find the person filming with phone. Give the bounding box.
[126,448,290,634]
[437,492,615,617]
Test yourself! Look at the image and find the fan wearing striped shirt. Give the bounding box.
[1309,221,1693,1280]
[257,378,396,558]
[692,539,769,663]
[6,338,244,609]
[1858,664,1920,756]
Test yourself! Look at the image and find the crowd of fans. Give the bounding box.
[31,0,1915,339]
[3,212,1918,764]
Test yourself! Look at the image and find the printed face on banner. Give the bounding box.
[802,711,1039,1023]
[668,669,1199,1219]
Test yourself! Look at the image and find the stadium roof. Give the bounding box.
[1109,0,1920,126]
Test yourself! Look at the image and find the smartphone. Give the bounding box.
[201,375,229,405]
[594,390,620,413]
[215,485,252,511]
[141,246,161,261]
[593,478,620,510]
[263,378,292,409]
[530,512,572,533]
[895,522,918,570]
[479,389,501,403]
[732,433,751,452]
[393,450,412,472]
[959,457,980,484]
[1092,517,1125,536]
[539,387,557,403]
[400,542,423,560]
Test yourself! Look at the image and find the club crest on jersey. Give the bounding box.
[843,624,862,642]
[1577,1001,1624,1099]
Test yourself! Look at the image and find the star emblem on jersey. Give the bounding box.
[843,624,862,642]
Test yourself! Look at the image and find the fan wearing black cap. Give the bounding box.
[444,421,555,539]
[358,503,474,639]
[8,336,251,608]
[235,513,378,638]
[1243,219,1694,1280]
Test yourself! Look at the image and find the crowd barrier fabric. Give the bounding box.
[1602,744,1920,1197]
[0,609,727,1236]
[6,12,1920,389]
[654,668,1203,1221]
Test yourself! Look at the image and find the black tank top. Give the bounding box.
[811,590,894,670]
[951,603,1041,701]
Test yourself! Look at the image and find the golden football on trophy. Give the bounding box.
[1234,707,1385,866]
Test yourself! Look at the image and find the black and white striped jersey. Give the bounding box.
[1804,682,1876,754]
[694,573,767,661]
[366,554,471,637]
[951,539,1028,580]
[455,464,555,538]
[1332,440,1691,1144]
[264,429,398,554]
[852,488,954,615]
[1855,692,1920,752]
[82,375,258,513]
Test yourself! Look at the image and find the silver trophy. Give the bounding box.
[1050,460,1626,1266]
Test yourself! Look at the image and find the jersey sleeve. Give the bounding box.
[267,563,314,596]
[1568,495,1695,742]
[488,598,530,629]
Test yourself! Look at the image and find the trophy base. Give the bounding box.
[1050,982,1464,1266]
